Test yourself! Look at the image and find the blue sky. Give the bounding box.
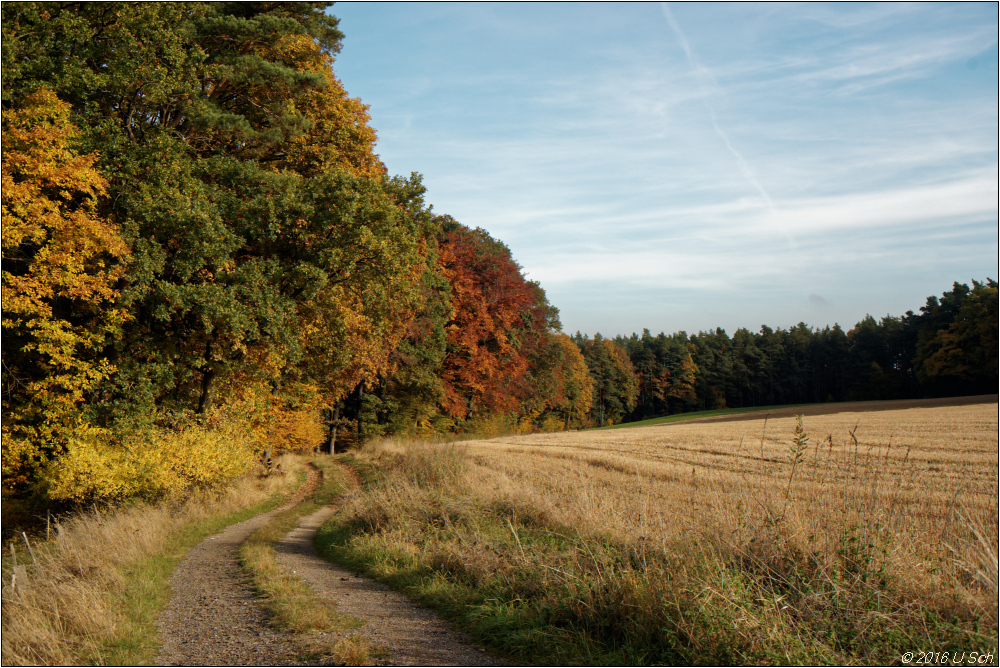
[329,2,998,338]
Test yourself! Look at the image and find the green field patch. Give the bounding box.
[594,404,812,429]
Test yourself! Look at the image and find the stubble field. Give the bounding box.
[330,398,999,664]
[470,400,996,598]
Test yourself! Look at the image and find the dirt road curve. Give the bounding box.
[154,509,294,666]
[155,464,500,666]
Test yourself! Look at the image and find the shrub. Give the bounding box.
[45,418,256,503]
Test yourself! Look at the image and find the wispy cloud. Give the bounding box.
[660,2,779,222]
[333,2,998,335]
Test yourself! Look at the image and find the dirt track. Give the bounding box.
[155,463,499,666]
[275,505,499,666]
[154,467,322,666]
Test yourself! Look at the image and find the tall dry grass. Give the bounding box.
[461,403,998,616]
[329,402,998,663]
[1,457,299,666]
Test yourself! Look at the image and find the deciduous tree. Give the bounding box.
[2,88,130,492]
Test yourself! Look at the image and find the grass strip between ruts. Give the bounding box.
[98,464,310,666]
[237,457,386,665]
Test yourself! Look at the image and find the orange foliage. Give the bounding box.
[438,227,537,419]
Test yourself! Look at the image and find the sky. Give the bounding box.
[328,2,998,338]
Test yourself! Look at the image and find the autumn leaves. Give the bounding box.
[2,89,131,490]
[0,4,593,499]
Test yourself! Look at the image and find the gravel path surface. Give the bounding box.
[275,505,502,666]
[154,509,298,666]
[155,463,503,666]
[155,470,319,666]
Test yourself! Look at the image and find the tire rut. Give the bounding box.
[155,462,502,666]
[155,467,320,666]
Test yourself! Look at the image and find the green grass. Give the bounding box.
[595,403,812,430]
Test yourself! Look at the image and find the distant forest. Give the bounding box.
[2,3,996,502]
[573,278,998,427]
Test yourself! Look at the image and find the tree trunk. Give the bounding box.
[197,368,215,414]
[197,337,216,414]
[327,404,340,454]
[355,385,364,443]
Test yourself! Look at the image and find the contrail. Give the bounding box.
[660,2,779,223]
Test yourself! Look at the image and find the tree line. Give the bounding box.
[573,279,997,426]
[2,3,995,502]
[1,2,591,498]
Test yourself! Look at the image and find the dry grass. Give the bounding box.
[0,456,301,667]
[459,402,999,616]
[330,401,998,663]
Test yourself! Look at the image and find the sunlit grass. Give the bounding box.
[318,402,998,665]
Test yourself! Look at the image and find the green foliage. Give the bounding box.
[3,2,420,420]
[3,3,456,497]
[601,279,996,426]
[914,280,998,396]
[577,335,639,427]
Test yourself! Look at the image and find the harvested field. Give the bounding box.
[334,399,998,663]
[455,399,998,615]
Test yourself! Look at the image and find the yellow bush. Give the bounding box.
[45,418,257,503]
[537,414,566,433]
[463,413,516,438]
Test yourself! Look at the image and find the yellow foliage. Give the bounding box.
[45,418,257,503]
[264,403,325,454]
[517,410,541,435]
[537,414,566,433]
[551,333,594,426]
[300,268,422,406]
[463,413,517,439]
[216,376,325,454]
[417,418,436,436]
[2,87,131,492]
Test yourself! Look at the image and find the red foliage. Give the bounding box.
[437,226,538,419]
